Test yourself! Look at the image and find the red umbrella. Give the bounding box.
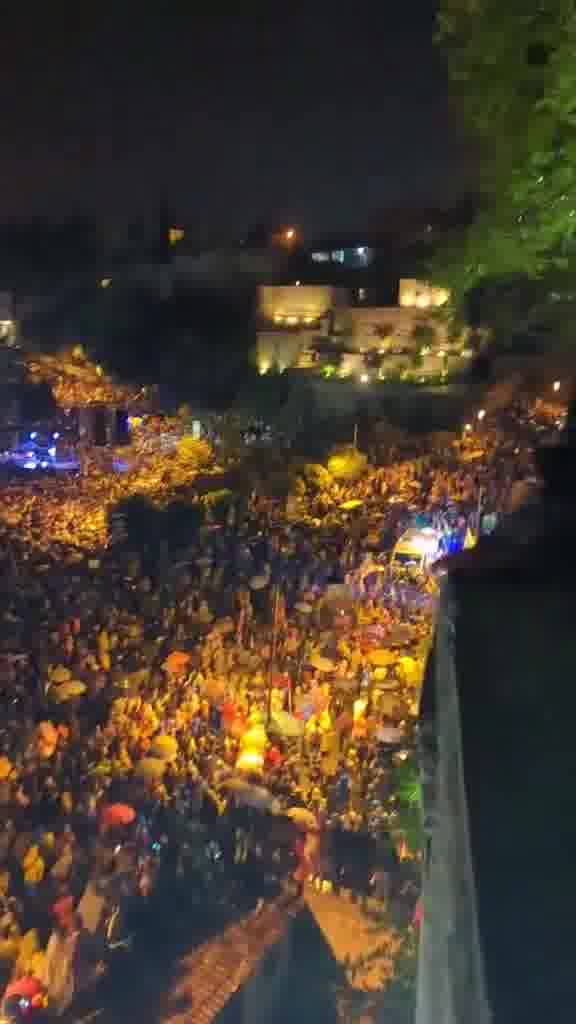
[100,803,136,828]
[5,977,44,1000]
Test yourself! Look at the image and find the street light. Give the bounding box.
[477,409,486,421]
[553,380,561,393]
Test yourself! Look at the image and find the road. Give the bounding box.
[64,883,402,1024]
[67,882,295,1024]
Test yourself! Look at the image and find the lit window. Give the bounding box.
[332,250,345,263]
[168,227,185,245]
[311,251,329,263]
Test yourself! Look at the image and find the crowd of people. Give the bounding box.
[0,394,563,1016]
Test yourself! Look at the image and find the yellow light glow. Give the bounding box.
[360,373,369,383]
[236,749,264,774]
[401,292,415,307]
[477,409,486,421]
[438,350,446,358]
[259,363,270,375]
[168,227,185,245]
[274,314,284,324]
[416,294,430,308]
[286,316,298,325]
[99,278,112,289]
[304,316,314,324]
[285,228,295,240]
[353,697,367,720]
[553,380,561,392]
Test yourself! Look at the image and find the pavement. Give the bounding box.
[66,883,296,1024]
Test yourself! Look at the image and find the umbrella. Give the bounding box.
[220,777,251,795]
[100,803,136,828]
[249,575,269,590]
[134,757,166,780]
[242,725,268,750]
[368,649,396,667]
[163,651,190,673]
[4,977,44,1001]
[309,653,335,673]
[294,601,313,614]
[204,678,226,702]
[51,680,86,701]
[270,710,304,738]
[287,807,319,831]
[50,665,71,683]
[150,735,178,760]
[235,784,275,810]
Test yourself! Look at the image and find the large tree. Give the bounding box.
[433,1,576,307]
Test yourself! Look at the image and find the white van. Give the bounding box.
[390,527,441,575]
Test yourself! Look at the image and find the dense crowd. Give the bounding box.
[0,395,563,1016]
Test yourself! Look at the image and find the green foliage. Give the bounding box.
[433,0,576,313]
[393,754,425,858]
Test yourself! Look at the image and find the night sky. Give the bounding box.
[2,7,468,235]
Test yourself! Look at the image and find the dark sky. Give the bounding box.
[1,7,468,235]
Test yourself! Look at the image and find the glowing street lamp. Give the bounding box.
[553,380,561,393]
[477,409,486,422]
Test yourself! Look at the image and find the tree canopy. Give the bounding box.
[433,1,576,306]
